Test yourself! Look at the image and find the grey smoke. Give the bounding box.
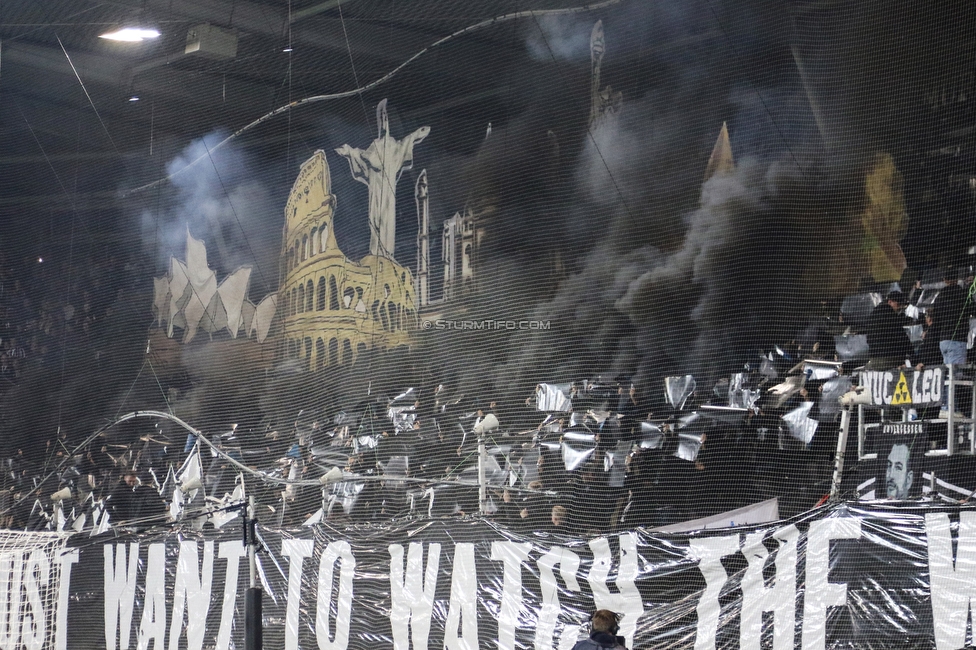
[526,14,594,62]
[139,131,280,295]
[416,0,836,407]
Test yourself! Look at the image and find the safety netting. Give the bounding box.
[1,0,976,647]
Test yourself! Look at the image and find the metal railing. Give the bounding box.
[855,364,976,460]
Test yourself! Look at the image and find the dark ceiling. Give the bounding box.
[0,0,592,254]
[2,0,976,270]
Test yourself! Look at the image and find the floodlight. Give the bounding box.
[99,28,160,42]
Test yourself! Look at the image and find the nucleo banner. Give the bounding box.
[5,503,976,650]
[859,366,945,407]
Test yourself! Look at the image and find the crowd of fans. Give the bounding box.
[800,272,976,372]
[0,364,835,533]
[315,373,839,535]
[1,269,973,536]
[0,247,148,528]
[0,250,139,390]
[315,274,975,535]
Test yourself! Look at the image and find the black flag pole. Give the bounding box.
[245,495,262,650]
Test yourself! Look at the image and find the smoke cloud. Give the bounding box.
[410,0,867,409]
[139,131,280,296]
[8,0,962,488]
[526,14,594,62]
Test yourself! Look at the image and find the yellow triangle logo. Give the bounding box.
[891,372,913,405]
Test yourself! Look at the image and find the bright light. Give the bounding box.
[128,96,140,102]
[99,28,160,42]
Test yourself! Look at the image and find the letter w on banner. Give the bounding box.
[390,543,440,650]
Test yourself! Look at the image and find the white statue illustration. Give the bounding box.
[335,99,430,259]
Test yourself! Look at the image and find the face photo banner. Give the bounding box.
[0,502,971,650]
[877,423,926,500]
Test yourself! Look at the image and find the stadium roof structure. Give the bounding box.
[0,1,973,262]
[0,1,622,239]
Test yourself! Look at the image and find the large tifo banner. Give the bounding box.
[8,503,976,650]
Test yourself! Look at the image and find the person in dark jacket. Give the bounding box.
[108,470,138,522]
[931,276,973,366]
[915,312,943,369]
[865,291,914,369]
[572,610,627,650]
[109,470,166,527]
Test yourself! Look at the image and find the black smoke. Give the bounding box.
[412,0,838,407]
[3,0,964,460]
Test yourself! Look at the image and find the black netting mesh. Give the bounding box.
[0,0,973,551]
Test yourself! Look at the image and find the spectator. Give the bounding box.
[568,461,608,532]
[915,312,942,369]
[537,448,568,492]
[865,291,914,369]
[931,275,973,367]
[550,504,568,528]
[108,470,139,522]
[617,382,641,437]
[497,487,550,532]
[572,610,627,650]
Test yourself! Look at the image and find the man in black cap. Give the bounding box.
[864,291,914,369]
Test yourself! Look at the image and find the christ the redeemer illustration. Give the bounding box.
[335,99,430,259]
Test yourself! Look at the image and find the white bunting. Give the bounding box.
[690,535,741,650]
[216,541,246,650]
[282,539,315,650]
[445,544,479,650]
[801,519,861,650]
[490,541,531,650]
